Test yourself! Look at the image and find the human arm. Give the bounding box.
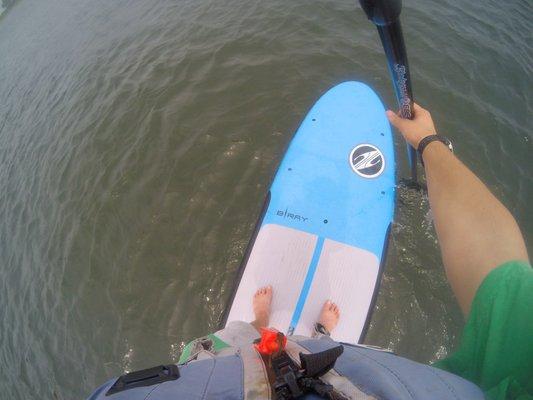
[386,104,529,316]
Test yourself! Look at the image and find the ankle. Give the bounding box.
[254,311,269,325]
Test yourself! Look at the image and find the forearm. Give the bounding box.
[423,142,529,314]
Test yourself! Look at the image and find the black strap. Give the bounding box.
[417,135,452,166]
[271,346,346,400]
[300,345,343,378]
[314,322,331,337]
[105,364,180,396]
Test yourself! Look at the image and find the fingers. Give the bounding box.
[385,103,437,148]
[385,110,409,131]
[412,102,426,114]
[386,110,415,142]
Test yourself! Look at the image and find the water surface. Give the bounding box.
[0,0,531,398]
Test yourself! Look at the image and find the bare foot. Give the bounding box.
[252,286,273,329]
[318,300,340,333]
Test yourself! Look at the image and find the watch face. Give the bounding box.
[443,137,453,152]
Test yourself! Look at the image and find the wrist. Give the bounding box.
[412,132,437,149]
[422,139,446,155]
[421,140,452,165]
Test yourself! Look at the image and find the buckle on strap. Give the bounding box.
[257,331,345,400]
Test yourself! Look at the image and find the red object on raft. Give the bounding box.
[254,328,287,355]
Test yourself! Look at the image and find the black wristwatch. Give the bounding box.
[417,135,453,166]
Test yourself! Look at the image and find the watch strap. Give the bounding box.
[417,135,453,166]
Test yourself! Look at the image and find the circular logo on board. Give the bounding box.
[349,144,385,178]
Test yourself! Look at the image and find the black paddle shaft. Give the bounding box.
[359,0,418,182]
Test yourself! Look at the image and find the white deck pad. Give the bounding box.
[227,224,380,342]
[226,224,317,330]
[293,238,380,342]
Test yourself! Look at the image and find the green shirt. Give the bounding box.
[434,261,533,400]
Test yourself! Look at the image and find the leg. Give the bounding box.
[250,286,273,332]
[314,300,340,336]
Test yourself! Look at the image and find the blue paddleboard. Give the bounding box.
[223,82,395,344]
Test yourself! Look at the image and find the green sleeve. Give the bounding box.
[178,334,230,364]
[434,260,533,400]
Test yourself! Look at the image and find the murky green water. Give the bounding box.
[0,0,531,398]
